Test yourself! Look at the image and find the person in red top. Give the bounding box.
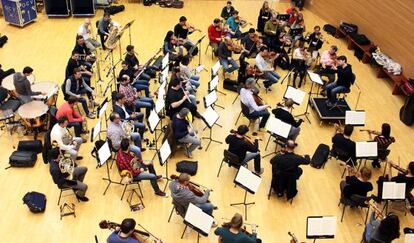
[286,3,298,25]
[208,18,225,56]
[117,138,167,197]
[56,96,85,137]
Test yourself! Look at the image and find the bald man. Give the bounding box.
[77,18,101,51]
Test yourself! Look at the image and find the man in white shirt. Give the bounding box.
[240,78,270,131]
[50,116,84,160]
[255,46,280,91]
[77,19,101,51]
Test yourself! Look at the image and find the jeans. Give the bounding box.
[262,71,280,87]
[220,58,239,73]
[189,75,200,88]
[133,163,161,193]
[17,95,32,104]
[133,121,146,137]
[65,137,83,160]
[78,97,90,115]
[326,81,349,103]
[132,81,150,97]
[242,151,261,173]
[178,133,201,155]
[288,126,301,141]
[67,122,82,137]
[134,96,154,118]
[130,132,142,158]
[138,72,151,81]
[249,110,270,128]
[85,38,100,52]
[64,166,88,197]
[99,33,107,50]
[227,29,242,39]
[196,202,214,216]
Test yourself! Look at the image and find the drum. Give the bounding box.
[1,73,36,97]
[31,81,59,106]
[17,100,49,129]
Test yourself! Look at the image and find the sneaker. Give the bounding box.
[266,87,272,92]
[76,195,89,202]
[186,151,193,159]
[256,168,264,175]
[87,113,95,119]
[76,156,83,160]
[155,191,168,197]
[141,148,147,152]
[213,206,218,210]
[211,221,218,228]
[156,175,163,180]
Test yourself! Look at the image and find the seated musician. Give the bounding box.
[118,63,150,98]
[172,67,197,105]
[270,140,310,198]
[64,68,96,119]
[49,148,89,202]
[272,98,303,141]
[106,218,139,243]
[342,166,373,200]
[237,60,254,86]
[315,45,338,87]
[215,213,259,243]
[304,26,325,62]
[125,45,156,81]
[165,77,201,119]
[220,1,235,20]
[163,31,182,66]
[208,18,225,56]
[263,16,281,51]
[240,78,270,131]
[174,16,198,57]
[56,96,86,138]
[218,37,239,74]
[286,3,298,25]
[255,46,280,91]
[107,112,145,157]
[73,35,95,69]
[291,43,309,88]
[179,56,200,89]
[325,55,354,107]
[65,51,92,86]
[0,64,15,84]
[118,75,153,119]
[13,66,43,104]
[172,108,201,158]
[226,10,242,39]
[257,0,272,34]
[274,32,291,69]
[77,18,100,52]
[50,116,84,161]
[113,93,146,137]
[332,124,356,165]
[169,173,217,222]
[117,139,166,197]
[225,125,263,174]
[97,13,112,50]
[240,28,261,63]
[364,213,401,243]
[365,123,395,168]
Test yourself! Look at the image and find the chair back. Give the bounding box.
[172,198,187,218]
[331,146,352,163]
[240,102,251,117]
[223,150,241,167]
[378,149,390,160]
[0,86,8,103]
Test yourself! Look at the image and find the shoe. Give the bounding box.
[76,156,83,160]
[194,112,203,119]
[141,148,147,152]
[186,151,193,159]
[82,138,87,143]
[211,221,218,228]
[266,87,272,92]
[76,195,89,202]
[196,100,200,104]
[213,206,218,210]
[155,191,168,197]
[256,168,264,175]
[156,175,163,180]
[87,113,95,119]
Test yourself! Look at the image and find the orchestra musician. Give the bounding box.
[225,125,264,175]
[341,166,373,201]
[240,78,270,131]
[174,16,199,57]
[165,77,201,119]
[263,16,282,51]
[13,67,43,104]
[240,28,262,63]
[255,46,280,91]
[214,213,259,243]
[56,96,87,138]
[291,42,309,88]
[125,45,157,81]
[73,35,95,69]
[208,18,226,56]
[106,218,140,243]
[65,51,92,87]
[325,55,354,108]
[218,37,239,74]
[315,45,338,88]
[117,138,167,197]
[226,10,242,39]
[50,116,84,161]
[274,31,291,69]
[163,31,182,66]
[364,123,396,168]
[170,67,197,104]
[0,63,15,84]
[272,98,303,141]
[97,12,112,50]
[332,123,356,165]
[304,26,325,63]
[172,108,201,158]
[118,64,151,98]
[220,1,235,20]
[77,18,100,52]
[107,112,145,158]
[169,172,218,225]
[257,0,272,34]
[119,75,154,119]
[286,3,298,25]
[112,93,146,138]
[179,56,200,90]
[363,212,401,243]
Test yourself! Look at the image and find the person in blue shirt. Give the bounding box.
[226,10,241,39]
[172,108,201,158]
[107,218,139,243]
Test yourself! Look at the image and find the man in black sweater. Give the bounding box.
[218,37,239,73]
[174,16,198,57]
[165,77,200,119]
[225,125,263,174]
[332,124,356,165]
[272,98,303,141]
[326,55,354,107]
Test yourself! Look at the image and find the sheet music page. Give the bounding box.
[202,106,219,128]
[355,142,378,158]
[209,76,219,91]
[235,166,262,193]
[265,117,291,138]
[405,233,414,243]
[322,216,337,236]
[159,140,172,165]
[184,203,214,235]
[162,53,169,69]
[212,61,221,75]
[92,120,101,141]
[395,183,406,199]
[204,91,218,108]
[148,110,160,132]
[155,97,165,114]
[284,86,306,105]
[307,71,324,85]
[383,182,406,199]
[307,216,336,237]
[98,101,108,119]
[307,217,323,236]
[345,111,366,125]
[98,142,111,166]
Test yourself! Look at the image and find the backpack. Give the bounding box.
[176,160,198,176]
[310,144,330,169]
[23,191,47,213]
[323,24,337,36]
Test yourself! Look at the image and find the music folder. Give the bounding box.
[307,71,324,85]
[91,119,101,142]
[97,141,111,167]
[355,141,378,158]
[162,53,169,70]
[306,216,336,239]
[202,106,219,129]
[265,116,291,139]
[208,75,219,92]
[382,182,406,200]
[98,98,109,119]
[234,166,262,194]
[155,97,165,114]
[184,203,214,237]
[283,85,306,105]
[345,110,366,126]
[158,139,171,166]
[211,61,221,76]
[203,90,218,108]
[148,109,160,133]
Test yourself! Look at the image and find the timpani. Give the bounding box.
[31,81,59,106]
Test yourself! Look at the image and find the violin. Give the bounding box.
[230,129,258,146]
[234,16,252,28]
[170,174,206,197]
[246,65,263,77]
[226,41,245,54]
[99,220,149,241]
[182,22,201,33]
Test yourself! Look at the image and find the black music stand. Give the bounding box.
[201,106,222,151]
[97,141,123,195]
[295,71,324,124]
[157,139,172,192]
[204,90,224,110]
[283,85,309,123]
[182,203,214,243]
[147,109,161,151]
[121,20,135,46]
[306,216,336,243]
[189,35,206,66]
[97,97,109,131]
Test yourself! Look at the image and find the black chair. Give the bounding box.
[268,171,297,203]
[217,150,244,177]
[235,102,257,126]
[0,86,20,112]
[114,157,144,201]
[329,73,356,112]
[231,83,244,105]
[167,199,192,239]
[338,181,370,223]
[330,146,355,178]
[57,186,79,205]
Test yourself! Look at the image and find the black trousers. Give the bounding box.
[67,122,82,137]
[0,68,15,85]
[99,33,108,50]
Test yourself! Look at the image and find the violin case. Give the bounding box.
[176,160,198,176]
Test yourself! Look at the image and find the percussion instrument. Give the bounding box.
[1,73,35,98]
[17,100,48,129]
[31,81,59,106]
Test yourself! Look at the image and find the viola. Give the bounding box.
[170,174,204,197]
[99,220,149,241]
[246,65,263,77]
[221,223,255,237]
[230,129,257,146]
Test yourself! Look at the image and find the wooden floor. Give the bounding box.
[0,1,412,242]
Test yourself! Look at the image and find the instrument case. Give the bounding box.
[18,140,43,154]
[8,151,37,168]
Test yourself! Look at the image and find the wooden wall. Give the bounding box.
[305,0,414,78]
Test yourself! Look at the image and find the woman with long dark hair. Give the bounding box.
[368,123,395,168]
[364,213,400,243]
[257,1,272,34]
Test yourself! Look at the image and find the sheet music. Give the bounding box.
[161,64,169,83]
[355,141,378,158]
[158,85,166,98]
[155,97,165,114]
[235,166,262,194]
[92,120,101,141]
[307,216,336,237]
[148,110,160,132]
[162,53,169,69]
[212,61,221,76]
[204,91,218,108]
[202,106,219,128]
[98,101,108,119]
[265,116,291,138]
[307,71,324,85]
[159,139,171,165]
[184,203,214,235]
[195,65,204,74]
[405,233,414,243]
[97,141,111,166]
[382,182,406,200]
[345,111,366,126]
[209,76,219,91]
[284,86,306,105]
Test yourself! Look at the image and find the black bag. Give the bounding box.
[223,78,238,92]
[23,191,46,213]
[354,48,364,61]
[323,24,337,36]
[143,0,154,6]
[400,94,414,126]
[176,160,198,176]
[340,22,358,34]
[104,5,125,15]
[0,35,8,48]
[159,0,172,8]
[18,140,43,154]
[350,33,371,46]
[171,0,183,8]
[310,144,330,169]
[8,151,37,168]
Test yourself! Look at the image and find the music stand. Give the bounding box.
[157,139,172,192]
[90,119,102,142]
[208,75,226,96]
[345,110,366,126]
[190,35,205,66]
[301,71,324,124]
[120,20,135,46]
[231,166,262,220]
[147,109,161,150]
[97,141,122,195]
[183,203,214,243]
[381,182,406,215]
[201,106,222,151]
[355,141,378,169]
[162,53,169,71]
[97,97,109,130]
[306,216,336,242]
[203,90,223,109]
[283,85,309,122]
[263,117,291,158]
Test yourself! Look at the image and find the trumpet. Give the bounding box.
[122,120,135,137]
[59,153,75,179]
